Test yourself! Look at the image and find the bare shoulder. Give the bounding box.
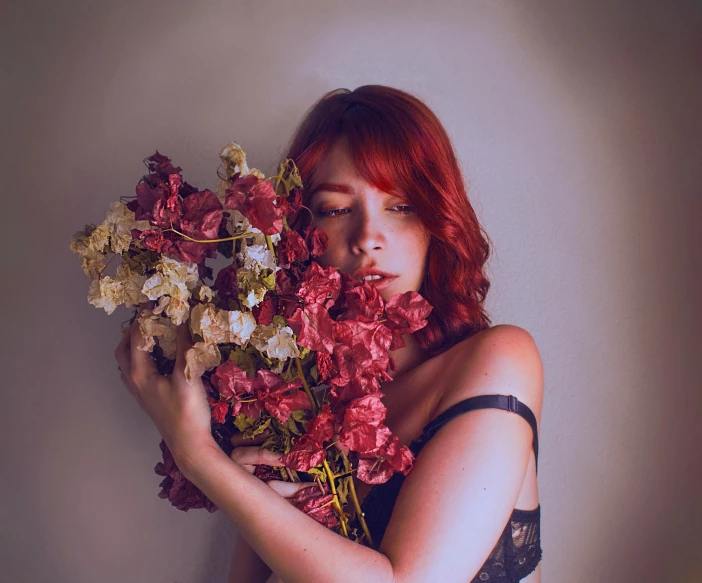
[439,324,544,421]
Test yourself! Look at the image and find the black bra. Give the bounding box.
[358,394,542,582]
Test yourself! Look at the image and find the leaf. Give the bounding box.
[272,314,287,327]
[291,409,309,423]
[233,413,256,433]
[261,270,276,290]
[250,417,272,437]
[309,364,319,382]
[284,416,303,436]
[336,476,349,506]
[306,467,327,483]
[229,345,256,376]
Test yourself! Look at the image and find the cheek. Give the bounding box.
[315,231,344,267]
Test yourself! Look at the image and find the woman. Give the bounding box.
[115,85,544,582]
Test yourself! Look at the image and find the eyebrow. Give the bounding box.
[311,182,355,196]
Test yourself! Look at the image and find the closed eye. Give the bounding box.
[392,205,416,214]
[316,205,416,218]
[316,208,350,218]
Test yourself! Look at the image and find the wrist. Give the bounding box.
[176,435,221,480]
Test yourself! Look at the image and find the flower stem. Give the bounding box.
[295,357,318,415]
[338,450,374,547]
[264,234,275,257]
[161,227,257,244]
[323,458,349,538]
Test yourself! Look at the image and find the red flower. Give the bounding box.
[356,435,415,485]
[282,433,327,471]
[174,188,223,264]
[278,187,304,223]
[384,291,433,335]
[210,361,262,418]
[336,277,385,322]
[211,361,254,400]
[303,225,328,257]
[287,303,335,354]
[278,229,309,268]
[316,351,335,382]
[135,228,175,254]
[151,173,184,229]
[338,394,392,454]
[252,296,276,325]
[154,439,218,512]
[213,263,239,304]
[290,482,339,528]
[145,151,183,176]
[207,396,230,424]
[252,370,310,423]
[306,403,336,443]
[224,174,285,235]
[295,261,341,308]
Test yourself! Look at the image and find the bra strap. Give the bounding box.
[416,394,539,470]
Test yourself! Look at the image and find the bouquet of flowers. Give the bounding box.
[69,143,433,546]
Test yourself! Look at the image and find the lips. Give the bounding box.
[351,266,398,289]
[361,275,397,290]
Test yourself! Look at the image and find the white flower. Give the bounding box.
[140,256,199,325]
[236,267,268,308]
[135,309,178,360]
[87,276,123,315]
[190,303,257,347]
[151,294,191,326]
[195,284,215,303]
[102,202,151,255]
[85,263,150,314]
[249,324,300,360]
[237,243,279,277]
[226,310,257,346]
[70,224,110,274]
[184,341,222,383]
[115,263,149,308]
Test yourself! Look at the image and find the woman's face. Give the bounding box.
[308,139,431,300]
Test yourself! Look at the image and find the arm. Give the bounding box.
[182,325,542,583]
[227,530,273,583]
[181,443,394,583]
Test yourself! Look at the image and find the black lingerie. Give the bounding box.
[359,394,542,582]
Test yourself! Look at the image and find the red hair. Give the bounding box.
[283,85,493,357]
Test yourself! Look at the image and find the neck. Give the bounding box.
[386,334,429,381]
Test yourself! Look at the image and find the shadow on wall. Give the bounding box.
[508,1,701,581]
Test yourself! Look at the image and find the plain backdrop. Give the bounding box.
[1,1,700,582]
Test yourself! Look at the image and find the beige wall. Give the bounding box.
[2,1,699,581]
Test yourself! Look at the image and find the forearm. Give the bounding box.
[181,442,395,583]
[228,531,273,583]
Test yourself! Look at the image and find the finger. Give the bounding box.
[230,445,284,468]
[129,315,159,383]
[266,480,318,499]
[174,321,193,379]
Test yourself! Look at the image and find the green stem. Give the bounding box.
[295,357,318,415]
[323,458,349,538]
[338,449,374,547]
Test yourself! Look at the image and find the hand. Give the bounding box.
[229,429,318,500]
[114,308,215,467]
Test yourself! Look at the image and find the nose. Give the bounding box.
[351,207,386,255]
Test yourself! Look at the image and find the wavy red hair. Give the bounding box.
[283,85,493,357]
